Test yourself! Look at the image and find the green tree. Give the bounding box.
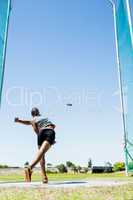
[71,165,77,173]
[113,162,125,172]
[66,161,77,173]
[56,164,67,173]
[77,165,82,172]
[24,162,29,167]
[88,158,92,168]
[0,164,8,168]
[47,163,52,167]
[66,161,74,168]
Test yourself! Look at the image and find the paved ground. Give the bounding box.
[0,180,130,188]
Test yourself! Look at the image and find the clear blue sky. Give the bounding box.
[0,0,125,167]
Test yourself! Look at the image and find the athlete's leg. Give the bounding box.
[38,145,48,181]
[40,156,48,183]
[40,156,46,175]
[30,141,51,169]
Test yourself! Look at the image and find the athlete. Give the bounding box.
[14,107,56,183]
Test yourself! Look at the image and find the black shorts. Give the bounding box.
[37,129,56,146]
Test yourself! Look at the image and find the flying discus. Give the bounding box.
[66,103,72,106]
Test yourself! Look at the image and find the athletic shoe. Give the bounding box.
[24,164,32,182]
[42,176,48,184]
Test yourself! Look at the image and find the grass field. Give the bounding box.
[0,184,133,200]
[0,170,133,200]
[0,169,133,182]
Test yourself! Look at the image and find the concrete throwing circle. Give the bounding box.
[0,180,129,188]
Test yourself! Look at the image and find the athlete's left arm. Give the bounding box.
[14,118,32,125]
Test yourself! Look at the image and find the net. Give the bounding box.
[0,0,11,105]
[114,0,133,173]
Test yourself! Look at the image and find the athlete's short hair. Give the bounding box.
[31,107,40,117]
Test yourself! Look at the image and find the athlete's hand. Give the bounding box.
[14,117,19,122]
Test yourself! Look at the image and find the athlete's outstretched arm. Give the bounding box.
[14,118,32,125]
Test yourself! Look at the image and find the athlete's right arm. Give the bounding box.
[14,118,32,125]
[31,121,39,134]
